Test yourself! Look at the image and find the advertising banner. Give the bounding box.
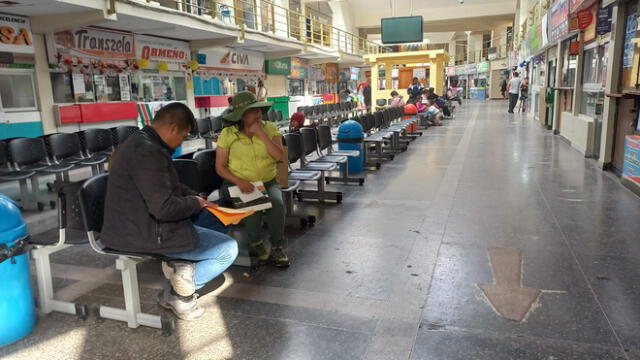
[325,63,339,82]
[582,2,599,42]
[623,135,640,188]
[290,57,308,79]
[476,61,489,73]
[465,64,477,75]
[135,34,189,71]
[549,0,569,42]
[265,57,291,75]
[47,27,135,65]
[350,67,359,81]
[447,66,456,76]
[0,13,33,54]
[623,14,638,68]
[197,47,264,72]
[596,5,612,35]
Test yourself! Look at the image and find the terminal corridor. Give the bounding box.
[2,101,639,359]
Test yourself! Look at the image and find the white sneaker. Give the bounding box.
[157,289,205,321]
[161,261,196,297]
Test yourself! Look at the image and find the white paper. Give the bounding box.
[72,73,86,95]
[119,74,131,101]
[228,181,266,203]
[413,68,426,78]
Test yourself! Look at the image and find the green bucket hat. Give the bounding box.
[223,91,273,123]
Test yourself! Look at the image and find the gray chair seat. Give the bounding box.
[289,170,321,181]
[282,179,301,192]
[315,155,347,163]
[330,150,360,157]
[38,163,75,174]
[0,169,35,181]
[301,162,337,171]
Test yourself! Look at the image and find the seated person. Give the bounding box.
[102,103,238,321]
[215,91,290,268]
[446,88,462,106]
[389,90,405,107]
[289,111,318,133]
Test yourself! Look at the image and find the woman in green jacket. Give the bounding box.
[215,91,289,267]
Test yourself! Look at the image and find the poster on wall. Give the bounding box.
[549,0,569,42]
[46,27,135,65]
[581,2,599,42]
[197,47,264,73]
[290,57,308,79]
[72,73,86,95]
[135,34,190,71]
[350,67,359,81]
[119,74,131,101]
[597,5,612,35]
[622,135,640,188]
[413,68,426,78]
[0,13,33,55]
[325,63,339,83]
[623,14,638,68]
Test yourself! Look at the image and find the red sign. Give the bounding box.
[577,8,594,29]
[569,40,580,55]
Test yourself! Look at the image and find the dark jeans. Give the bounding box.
[508,93,519,113]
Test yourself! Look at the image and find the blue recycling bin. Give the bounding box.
[0,194,35,347]
[337,120,364,173]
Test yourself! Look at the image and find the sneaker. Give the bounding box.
[157,289,205,321]
[269,247,290,268]
[161,261,196,297]
[250,242,270,261]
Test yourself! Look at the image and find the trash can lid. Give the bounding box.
[0,194,28,245]
[337,120,364,139]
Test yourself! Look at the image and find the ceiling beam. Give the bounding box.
[190,37,243,50]
[31,9,117,34]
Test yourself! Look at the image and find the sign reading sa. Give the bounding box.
[0,14,33,54]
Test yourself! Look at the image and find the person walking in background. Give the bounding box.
[507,72,522,114]
[256,79,268,101]
[363,80,372,112]
[500,77,507,99]
[519,77,529,113]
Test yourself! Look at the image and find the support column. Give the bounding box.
[572,31,585,117]
[384,63,392,91]
[599,3,625,168]
[431,58,445,95]
[33,33,56,135]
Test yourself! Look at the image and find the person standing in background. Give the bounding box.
[519,77,529,113]
[256,79,268,101]
[363,80,372,112]
[507,72,522,114]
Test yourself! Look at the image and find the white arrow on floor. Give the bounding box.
[479,247,542,322]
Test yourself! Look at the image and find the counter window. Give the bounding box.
[0,73,37,111]
[289,79,305,96]
[132,74,187,102]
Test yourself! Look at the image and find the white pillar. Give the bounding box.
[32,33,55,134]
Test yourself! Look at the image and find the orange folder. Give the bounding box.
[206,205,254,226]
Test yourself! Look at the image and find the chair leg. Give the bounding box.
[115,256,142,328]
[31,244,78,315]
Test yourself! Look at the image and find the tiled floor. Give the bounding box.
[2,101,640,359]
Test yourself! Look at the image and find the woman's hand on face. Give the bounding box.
[237,180,255,194]
[247,121,265,138]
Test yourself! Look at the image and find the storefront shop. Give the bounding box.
[46,27,139,131]
[193,47,264,117]
[455,65,467,98]
[0,14,40,139]
[489,59,508,100]
[264,56,291,119]
[475,61,490,100]
[609,1,640,180]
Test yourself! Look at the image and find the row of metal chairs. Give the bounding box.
[27,107,427,335]
[297,102,360,125]
[0,125,139,210]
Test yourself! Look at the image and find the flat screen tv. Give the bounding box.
[381,16,424,44]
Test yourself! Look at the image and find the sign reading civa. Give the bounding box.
[0,13,33,54]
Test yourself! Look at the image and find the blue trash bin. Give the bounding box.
[337,120,364,173]
[0,194,35,347]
